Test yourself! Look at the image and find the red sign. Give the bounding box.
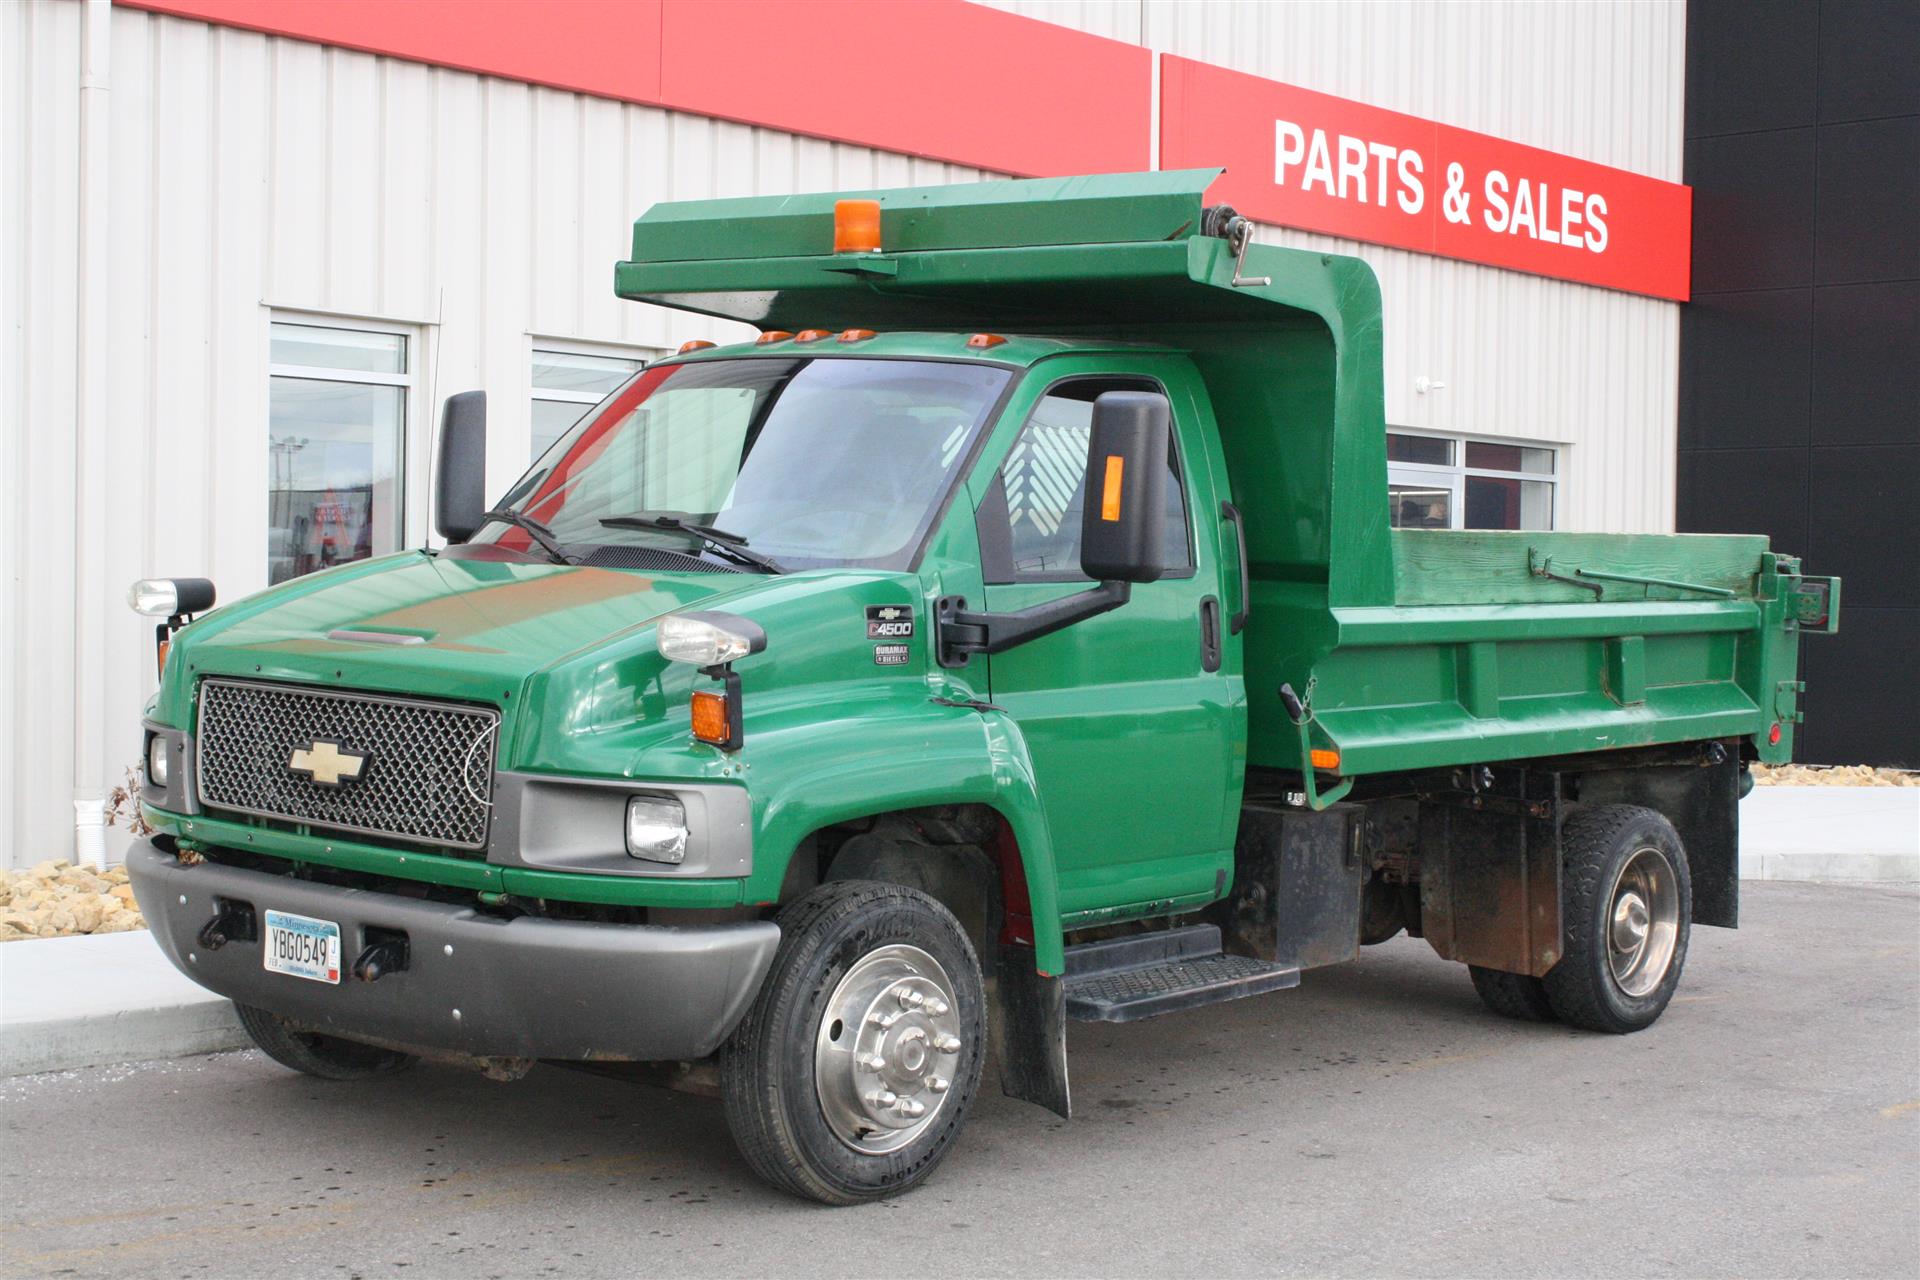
[119,0,1150,179]
[1160,56,1692,301]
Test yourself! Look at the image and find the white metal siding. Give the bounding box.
[0,0,1004,863]
[2,0,1684,864]
[987,0,1687,534]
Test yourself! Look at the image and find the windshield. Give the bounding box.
[482,357,1011,571]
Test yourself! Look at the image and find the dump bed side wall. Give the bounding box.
[1246,529,1800,775]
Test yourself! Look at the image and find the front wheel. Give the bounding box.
[234,1003,416,1080]
[720,881,986,1205]
[1541,805,1692,1034]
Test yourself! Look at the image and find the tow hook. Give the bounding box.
[197,901,257,951]
[353,935,410,983]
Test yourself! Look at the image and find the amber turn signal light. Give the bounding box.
[833,198,882,253]
[966,333,1007,349]
[794,329,832,343]
[756,330,793,345]
[677,339,716,354]
[691,689,733,746]
[1309,748,1341,771]
[838,328,876,343]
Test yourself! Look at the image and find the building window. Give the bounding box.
[531,345,652,460]
[1386,431,1558,531]
[268,320,413,585]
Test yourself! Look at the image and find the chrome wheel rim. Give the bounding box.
[813,944,964,1155]
[1606,846,1680,998]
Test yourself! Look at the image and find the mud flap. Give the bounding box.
[1419,773,1564,978]
[991,942,1069,1119]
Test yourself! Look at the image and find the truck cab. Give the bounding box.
[126,171,1836,1205]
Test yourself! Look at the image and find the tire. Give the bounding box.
[1469,965,1556,1022]
[1540,804,1692,1034]
[234,1002,416,1080]
[720,881,987,1205]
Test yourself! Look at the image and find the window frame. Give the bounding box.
[265,311,427,570]
[1386,427,1561,532]
[527,336,662,463]
[977,373,1198,585]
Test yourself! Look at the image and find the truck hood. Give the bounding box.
[168,550,753,698]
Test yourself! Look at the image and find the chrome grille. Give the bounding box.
[195,678,498,850]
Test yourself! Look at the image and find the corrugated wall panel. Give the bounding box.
[4,0,1684,862]
[988,0,1686,534]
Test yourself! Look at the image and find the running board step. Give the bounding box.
[1062,924,1299,1023]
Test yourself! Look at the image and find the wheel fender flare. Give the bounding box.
[751,705,1067,975]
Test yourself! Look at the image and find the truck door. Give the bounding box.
[972,360,1242,919]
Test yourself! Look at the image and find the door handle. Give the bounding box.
[1220,501,1250,635]
[1199,596,1222,673]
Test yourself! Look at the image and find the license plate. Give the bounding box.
[263,910,342,984]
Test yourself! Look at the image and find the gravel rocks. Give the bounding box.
[0,860,145,942]
[1752,763,1918,787]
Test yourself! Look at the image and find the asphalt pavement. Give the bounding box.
[4,881,1916,1280]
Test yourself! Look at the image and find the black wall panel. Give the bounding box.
[1678,290,1812,449]
[1811,282,1919,447]
[1681,0,1920,767]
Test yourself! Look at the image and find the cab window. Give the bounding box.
[978,378,1193,583]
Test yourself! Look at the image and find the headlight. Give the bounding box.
[657,611,766,667]
[145,734,170,788]
[126,577,217,618]
[625,796,689,864]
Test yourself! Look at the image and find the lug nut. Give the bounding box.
[925,998,950,1017]
[896,988,925,1009]
[895,1097,926,1119]
[868,1090,898,1110]
[868,1010,901,1029]
[926,1075,950,1093]
[932,1033,961,1054]
[862,1053,888,1071]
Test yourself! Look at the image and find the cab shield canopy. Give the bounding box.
[609,168,1316,333]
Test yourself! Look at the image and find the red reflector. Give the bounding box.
[1768,723,1782,745]
[677,339,716,354]
[755,330,794,345]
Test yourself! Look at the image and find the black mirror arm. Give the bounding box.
[934,581,1131,669]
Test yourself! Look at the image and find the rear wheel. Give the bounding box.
[1468,966,1556,1022]
[233,1003,415,1080]
[720,881,986,1205]
[1541,805,1691,1034]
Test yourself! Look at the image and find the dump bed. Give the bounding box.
[615,170,1834,780]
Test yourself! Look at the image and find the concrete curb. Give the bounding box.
[0,931,244,1077]
[1,788,1913,1078]
[1739,786,1920,881]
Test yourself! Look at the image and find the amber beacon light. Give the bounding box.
[834,199,883,253]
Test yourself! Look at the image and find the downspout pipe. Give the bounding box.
[72,0,111,870]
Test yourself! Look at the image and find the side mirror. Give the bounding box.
[434,391,488,543]
[1079,390,1170,584]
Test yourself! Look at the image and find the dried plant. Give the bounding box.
[105,765,155,837]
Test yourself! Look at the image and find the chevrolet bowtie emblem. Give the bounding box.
[289,739,366,787]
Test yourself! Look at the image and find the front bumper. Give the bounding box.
[127,841,779,1062]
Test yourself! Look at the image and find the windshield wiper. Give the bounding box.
[599,512,786,574]
[482,508,573,565]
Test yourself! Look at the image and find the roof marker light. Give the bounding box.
[794,329,832,343]
[838,329,877,343]
[677,340,716,354]
[834,199,882,254]
[755,330,794,345]
[966,333,1007,349]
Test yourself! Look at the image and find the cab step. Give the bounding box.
[1062,923,1299,1023]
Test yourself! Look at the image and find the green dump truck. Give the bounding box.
[127,171,1838,1204]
